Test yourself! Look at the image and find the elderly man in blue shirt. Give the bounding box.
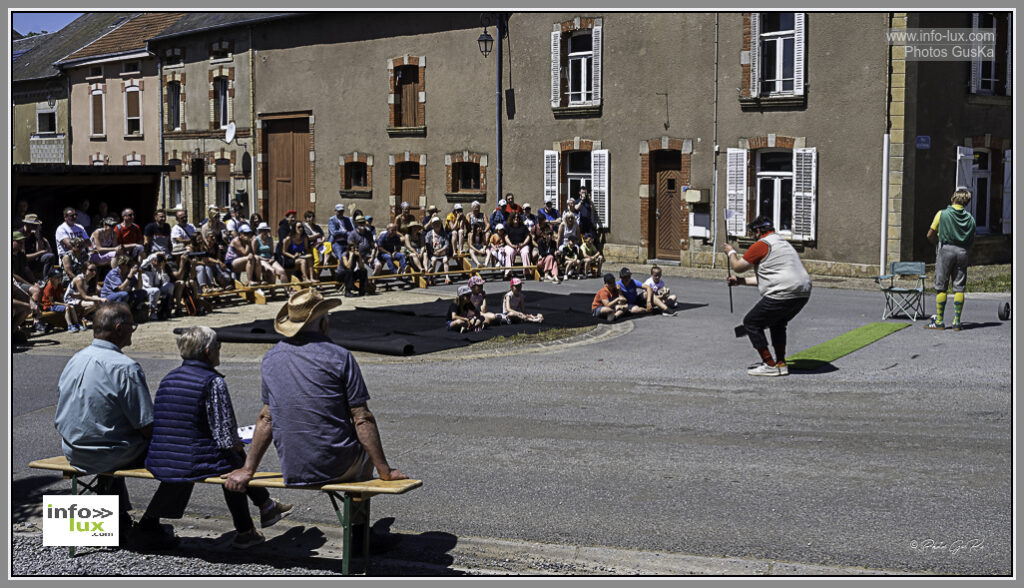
[54,303,159,546]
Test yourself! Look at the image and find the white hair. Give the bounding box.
[176,326,219,360]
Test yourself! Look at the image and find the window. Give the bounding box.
[956,146,994,234]
[169,159,183,209]
[213,77,229,129]
[166,81,181,130]
[346,162,368,189]
[1002,149,1012,234]
[216,159,231,207]
[122,61,140,74]
[748,13,805,98]
[36,102,56,134]
[210,41,233,61]
[727,146,817,240]
[551,18,603,109]
[395,65,420,127]
[453,162,480,192]
[542,147,610,228]
[88,65,103,78]
[90,89,105,136]
[165,49,184,68]
[125,86,141,135]
[971,13,1011,97]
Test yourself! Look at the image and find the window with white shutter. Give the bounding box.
[791,147,817,241]
[1001,149,1012,234]
[591,149,609,228]
[544,150,560,203]
[550,31,561,107]
[956,146,974,190]
[748,13,805,98]
[970,12,1011,96]
[550,18,603,111]
[725,148,748,236]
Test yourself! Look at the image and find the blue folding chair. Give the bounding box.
[874,261,927,321]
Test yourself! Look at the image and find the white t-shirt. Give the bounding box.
[56,222,89,257]
[503,289,525,313]
[642,277,666,291]
[171,223,197,254]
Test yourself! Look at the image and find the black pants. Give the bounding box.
[335,267,367,294]
[743,295,809,352]
[143,481,270,533]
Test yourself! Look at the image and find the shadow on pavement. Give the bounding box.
[11,474,66,523]
[786,359,839,374]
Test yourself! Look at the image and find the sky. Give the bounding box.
[11,12,83,36]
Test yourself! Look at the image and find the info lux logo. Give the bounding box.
[42,495,120,546]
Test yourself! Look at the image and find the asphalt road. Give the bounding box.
[10,275,1013,575]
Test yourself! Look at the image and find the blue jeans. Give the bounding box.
[380,252,406,274]
[106,290,148,308]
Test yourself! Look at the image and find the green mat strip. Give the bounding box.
[786,322,910,370]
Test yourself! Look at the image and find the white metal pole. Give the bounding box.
[880,133,890,273]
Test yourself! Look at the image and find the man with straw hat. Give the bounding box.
[224,289,408,525]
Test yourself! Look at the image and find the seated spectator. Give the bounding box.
[65,262,106,329]
[21,214,56,280]
[616,267,654,316]
[301,210,327,268]
[424,216,452,284]
[171,210,197,258]
[503,193,523,218]
[376,223,407,275]
[642,265,678,315]
[521,203,537,226]
[448,285,483,333]
[195,233,233,292]
[42,268,84,332]
[467,275,503,327]
[254,223,287,284]
[115,208,146,260]
[395,202,417,235]
[445,203,468,255]
[55,207,90,262]
[488,200,507,235]
[277,209,298,243]
[503,214,532,280]
[420,205,440,229]
[281,223,314,282]
[327,204,354,263]
[467,201,487,235]
[144,210,173,256]
[487,224,506,268]
[249,213,265,231]
[347,215,379,279]
[141,326,292,550]
[535,228,561,283]
[557,211,580,248]
[225,226,265,285]
[466,223,489,269]
[13,231,45,332]
[335,242,368,297]
[141,252,181,320]
[580,234,604,277]
[91,216,123,268]
[62,237,91,287]
[502,277,544,323]
[101,255,149,312]
[224,205,250,239]
[169,250,207,315]
[539,199,561,230]
[559,236,584,279]
[12,199,29,229]
[591,273,629,322]
[76,199,94,234]
[401,222,426,273]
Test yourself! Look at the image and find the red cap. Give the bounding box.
[285,210,297,216]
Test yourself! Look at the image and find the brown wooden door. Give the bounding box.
[264,117,309,224]
[190,158,206,222]
[397,67,419,127]
[653,151,681,260]
[396,162,421,218]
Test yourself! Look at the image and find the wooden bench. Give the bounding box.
[29,455,422,575]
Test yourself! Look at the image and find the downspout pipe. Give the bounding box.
[249,24,256,216]
[881,12,894,273]
[495,14,504,201]
[711,13,721,269]
[157,55,166,210]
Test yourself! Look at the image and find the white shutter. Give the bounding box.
[794,13,806,96]
[1002,149,1012,233]
[792,147,818,241]
[970,13,980,94]
[1005,17,1012,96]
[591,24,602,104]
[551,31,562,107]
[544,150,560,204]
[956,146,974,190]
[591,149,609,228]
[749,13,760,98]
[726,148,748,236]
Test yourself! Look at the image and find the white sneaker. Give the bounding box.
[747,363,782,377]
[776,363,789,376]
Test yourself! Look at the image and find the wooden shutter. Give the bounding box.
[92,93,104,135]
[550,31,562,107]
[592,24,602,104]
[591,149,609,228]
[544,150,560,203]
[792,147,817,241]
[216,159,230,181]
[1002,149,1012,233]
[169,160,182,180]
[956,146,974,189]
[749,13,760,98]
[970,13,980,93]
[794,13,806,96]
[725,148,748,236]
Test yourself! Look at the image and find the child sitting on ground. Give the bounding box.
[502,277,544,323]
[448,285,484,333]
[468,275,505,326]
[642,265,678,315]
[42,268,85,332]
[580,234,604,278]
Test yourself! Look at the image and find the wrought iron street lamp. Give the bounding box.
[477,13,507,201]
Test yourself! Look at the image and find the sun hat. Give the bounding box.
[427,205,439,212]
[354,215,366,223]
[22,214,42,225]
[510,277,522,286]
[257,222,271,231]
[12,231,26,241]
[335,203,345,211]
[457,285,472,297]
[240,225,253,233]
[471,200,480,208]
[407,221,423,230]
[274,288,342,337]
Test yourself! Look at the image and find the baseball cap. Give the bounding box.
[429,216,441,225]
[12,231,26,241]
[468,275,485,287]
[747,215,774,232]
[498,199,507,206]
[240,225,253,233]
[365,215,373,222]
[603,273,616,284]
[335,203,345,211]
[457,285,472,296]
[453,203,463,210]
[510,277,522,286]
[49,268,64,278]
[495,223,505,231]
[471,200,480,208]
[285,209,297,216]
[257,222,271,231]
[401,201,410,209]
[523,203,532,209]
[619,267,632,278]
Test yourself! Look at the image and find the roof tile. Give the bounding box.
[59,13,186,63]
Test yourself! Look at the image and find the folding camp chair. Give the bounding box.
[874,261,927,321]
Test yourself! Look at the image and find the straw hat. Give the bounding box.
[274,288,342,337]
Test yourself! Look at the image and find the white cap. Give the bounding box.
[401,201,410,209]
[257,222,271,231]
[335,203,345,211]
[454,203,463,210]
[498,199,507,206]
[495,223,505,230]
[240,225,253,233]
[430,216,441,224]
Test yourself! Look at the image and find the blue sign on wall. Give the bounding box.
[916,135,931,150]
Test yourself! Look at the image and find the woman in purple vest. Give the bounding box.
[140,326,292,549]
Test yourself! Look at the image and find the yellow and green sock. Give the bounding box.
[935,292,947,325]
[952,292,964,325]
